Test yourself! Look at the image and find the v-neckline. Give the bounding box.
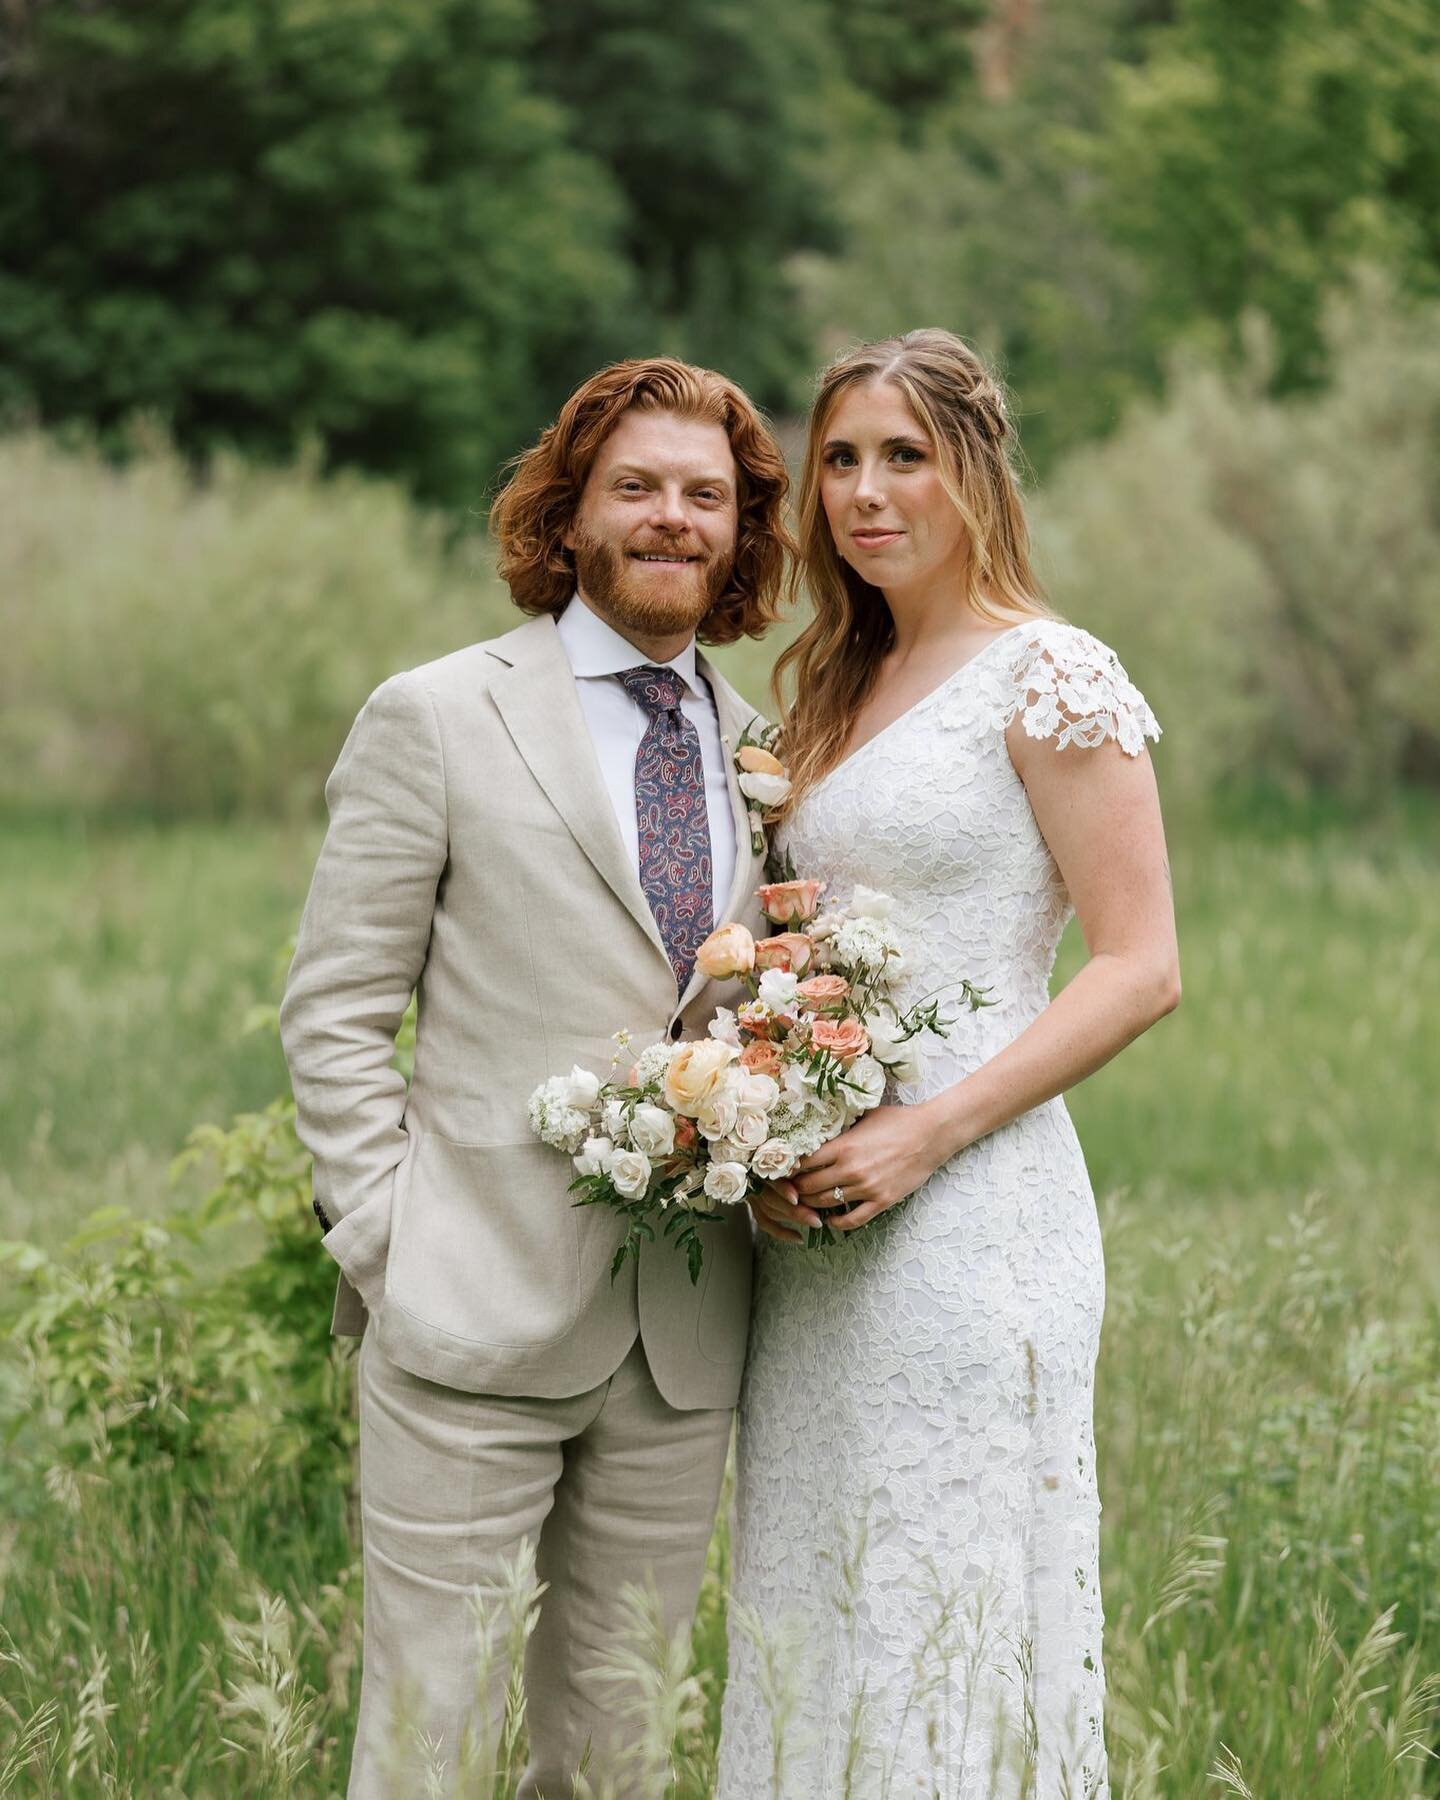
[812,622,1033,796]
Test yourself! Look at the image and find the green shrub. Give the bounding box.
[0,429,505,817]
[1036,273,1440,809]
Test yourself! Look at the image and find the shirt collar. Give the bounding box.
[556,593,702,696]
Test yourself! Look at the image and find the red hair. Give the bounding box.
[490,358,794,645]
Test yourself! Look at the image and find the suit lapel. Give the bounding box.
[487,618,671,968]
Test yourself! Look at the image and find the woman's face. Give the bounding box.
[817,378,967,597]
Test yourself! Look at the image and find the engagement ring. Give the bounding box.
[832,1186,845,1204]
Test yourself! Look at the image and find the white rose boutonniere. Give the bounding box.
[731,718,791,855]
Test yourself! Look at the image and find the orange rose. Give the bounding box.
[739,1040,783,1078]
[737,744,785,776]
[674,1117,699,1151]
[810,1018,870,1062]
[695,921,756,979]
[752,931,815,975]
[797,974,850,1008]
[756,878,825,924]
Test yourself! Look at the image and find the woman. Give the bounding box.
[719,330,1179,1798]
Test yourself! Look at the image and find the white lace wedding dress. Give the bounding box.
[718,620,1160,1800]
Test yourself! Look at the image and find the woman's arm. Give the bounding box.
[755,725,1180,1240]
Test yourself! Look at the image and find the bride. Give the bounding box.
[718,330,1180,1798]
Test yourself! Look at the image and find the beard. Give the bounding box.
[570,526,734,641]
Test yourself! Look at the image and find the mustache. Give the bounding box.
[626,535,709,559]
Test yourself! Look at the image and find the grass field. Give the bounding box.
[2,792,1438,1795]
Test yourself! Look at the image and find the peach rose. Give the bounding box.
[756,879,825,925]
[664,1038,738,1116]
[737,744,785,777]
[810,1017,870,1062]
[695,921,756,979]
[752,932,815,976]
[797,974,850,1008]
[739,1040,783,1078]
[674,1116,699,1151]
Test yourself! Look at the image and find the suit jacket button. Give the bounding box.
[670,1020,683,1040]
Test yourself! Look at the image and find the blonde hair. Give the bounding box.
[774,329,1053,803]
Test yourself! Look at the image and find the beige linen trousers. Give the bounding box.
[280,613,767,1795]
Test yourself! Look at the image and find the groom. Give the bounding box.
[280,358,791,1796]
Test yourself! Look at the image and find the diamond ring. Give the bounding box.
[832,1185,845,1204]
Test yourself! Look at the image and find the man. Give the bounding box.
[279,358,792,1796]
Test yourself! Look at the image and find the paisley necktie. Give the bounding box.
[616,665,714,989]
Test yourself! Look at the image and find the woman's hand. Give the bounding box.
[779,1101,958,1234]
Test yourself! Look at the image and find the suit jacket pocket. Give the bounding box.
[385,1132,585,1348]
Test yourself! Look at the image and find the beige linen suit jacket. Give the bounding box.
[279,613,767,1409]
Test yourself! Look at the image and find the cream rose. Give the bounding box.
[737,770,791,808]
[696,1087,741,1142]
[695,922,756,979]
[751,1137,799,1181]
[609,1149,652,1199]
[703,1161,750,1206]
[628,1104,676,1156]
[664,1038,738,1116]
[729,1108,771,1154]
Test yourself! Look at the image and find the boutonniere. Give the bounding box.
[730,718,791,858]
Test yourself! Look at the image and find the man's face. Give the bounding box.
[564,409,739,641]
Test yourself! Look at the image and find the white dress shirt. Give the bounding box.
[555,594,737,927]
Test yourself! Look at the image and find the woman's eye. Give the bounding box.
[823,449,857,469]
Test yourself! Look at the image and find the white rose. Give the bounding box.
[629,1103,677,1156]
[782,1058,819,1103]
[757,968,799,1010]
[696,1088,741,1141]
[847,885,895,919]
[808,911,843,942]
[703,1161,750,1206]
[710,1136,755,1166]
[843,1054,887,1115]
[750,1138,799,1181]
[562,1064,603,1111]
[730,1109,770,1153]
[707,1007,743,1048]
[735,1071,780,1113]
[736,770,792,807]
[609,1149,653,1200]
[572,1135,615,1177]
[602,1097,627,1137]
[864,1014,922,1080]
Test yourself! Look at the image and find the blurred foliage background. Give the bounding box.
[4,5,1440,1792]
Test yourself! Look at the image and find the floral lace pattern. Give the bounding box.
[718,621,1159,1799]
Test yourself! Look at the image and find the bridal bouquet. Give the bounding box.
[527,873,992,1280]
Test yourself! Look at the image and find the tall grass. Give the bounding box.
[2,804,1437,1795]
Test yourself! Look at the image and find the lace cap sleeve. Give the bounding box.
[993,620,1161,757]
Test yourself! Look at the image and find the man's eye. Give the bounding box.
[893,448,923,466]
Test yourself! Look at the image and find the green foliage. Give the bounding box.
[0,0,635,505]
[530,0,837,407]
[1035,273,1440,807]
[3,804,1440,1790]
[1093,0,1440,392]
[0,427,506,816]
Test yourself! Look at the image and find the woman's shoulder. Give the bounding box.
[984,615,1162,757]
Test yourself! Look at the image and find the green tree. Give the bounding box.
[1093,0,1440,389]
[531,0,838,406]
[0,0,635,505]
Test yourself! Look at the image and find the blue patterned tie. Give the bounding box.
[617,665,714,989]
